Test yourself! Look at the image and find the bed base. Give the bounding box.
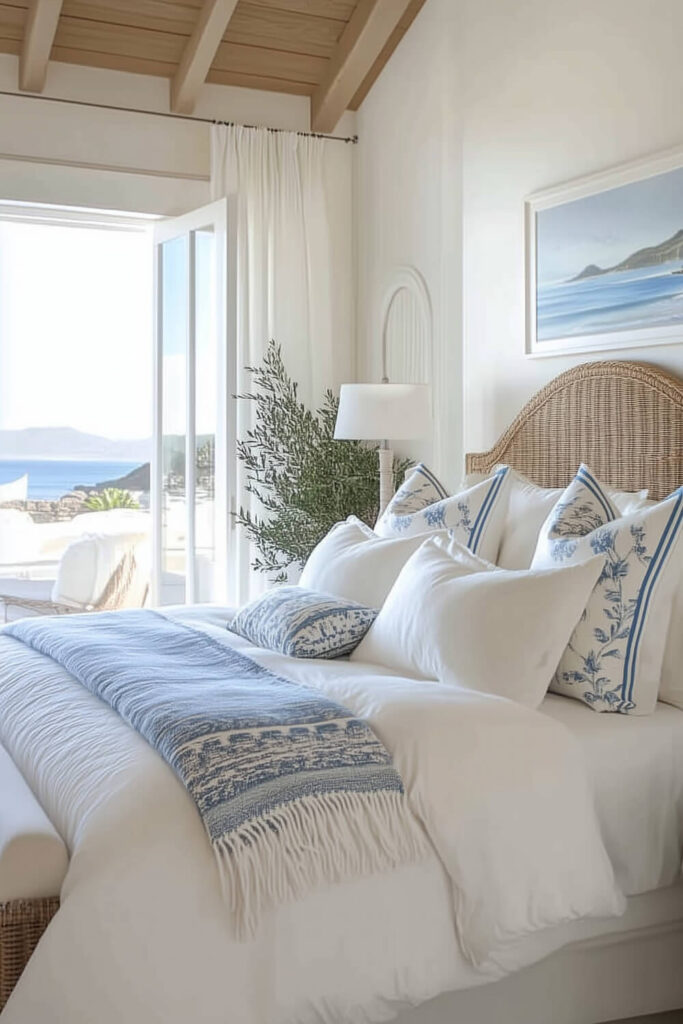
[3,902,682,1024]
[0,897,59,1011]
[397,914,683,1024]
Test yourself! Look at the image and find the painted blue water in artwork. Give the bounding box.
[537,260,683,342]
[0,460,140,499]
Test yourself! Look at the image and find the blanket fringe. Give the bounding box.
[214,790,427,938]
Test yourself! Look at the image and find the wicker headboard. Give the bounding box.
[465,360,683,501]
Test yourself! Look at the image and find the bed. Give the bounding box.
[1,359,683,1024]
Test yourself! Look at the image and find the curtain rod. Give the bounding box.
[0,89,358,144]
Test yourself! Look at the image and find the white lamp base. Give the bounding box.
[378,447,394,518]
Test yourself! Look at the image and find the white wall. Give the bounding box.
[355,0,683,484]
[462,0,683,457]
[354,0,463,482]
[0,54,354,217]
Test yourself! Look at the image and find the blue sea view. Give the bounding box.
[0,459,141,500]
[537,260,683,342]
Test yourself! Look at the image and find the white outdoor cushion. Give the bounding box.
[0,742,68,900]
[300,516,490,609]
[463,467,649,570]
[51,533,142,609]
[375,463,512,562]
[352,535,602,708]
[532,464,683,715]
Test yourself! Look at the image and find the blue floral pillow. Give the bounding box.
[229,586,377,659]
[532,464,683,715]
[375,463,512,563]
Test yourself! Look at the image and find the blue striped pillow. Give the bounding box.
[229,587,377,659]
[532,464,683,715]
[375,463,512,562]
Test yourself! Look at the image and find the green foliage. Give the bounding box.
[84,488,140,511]
[195,437,215,497]
[235,342,410,582]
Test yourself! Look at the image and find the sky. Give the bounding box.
[160,227,216,437]
[536,164,683,284]
[0,220,153,440]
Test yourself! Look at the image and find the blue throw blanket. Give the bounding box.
[6,610,423,935]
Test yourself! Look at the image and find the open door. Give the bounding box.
[152,199,233,606]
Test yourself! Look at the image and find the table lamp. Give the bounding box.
[334,382,431,517]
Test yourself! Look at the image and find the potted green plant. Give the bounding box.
[235,342,410,582]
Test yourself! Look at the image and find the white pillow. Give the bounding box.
[300,516,490,609]
[375,463,512,562]
[352,535,603,708]
[463,466,649,570]
[532,465,683,715]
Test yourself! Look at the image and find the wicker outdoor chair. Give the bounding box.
[0,543,149,623]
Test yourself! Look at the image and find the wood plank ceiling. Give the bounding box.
[0,0,427,131]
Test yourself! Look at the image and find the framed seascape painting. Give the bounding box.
[526,146,683,356]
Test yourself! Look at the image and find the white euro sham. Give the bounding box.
[463,467,649,570]
[375,464,511,562]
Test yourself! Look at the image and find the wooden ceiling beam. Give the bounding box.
[311,0,414,133]
[171,0,239,115]
[20,0,63,92]
[349,0,426,110]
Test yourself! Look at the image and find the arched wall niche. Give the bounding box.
[380,266,434,468]
[381,266,433,384]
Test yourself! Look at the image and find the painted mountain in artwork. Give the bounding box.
[570,228,683,281]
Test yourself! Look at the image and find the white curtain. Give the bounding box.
[210,124,354,601]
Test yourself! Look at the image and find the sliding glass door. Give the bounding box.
[152,199,232,605]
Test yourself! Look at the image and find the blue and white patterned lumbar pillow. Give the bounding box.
[229,586,378,659]
[532,464,683,715]
[375,463,512,562]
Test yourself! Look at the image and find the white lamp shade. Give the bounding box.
[334,383,431,441]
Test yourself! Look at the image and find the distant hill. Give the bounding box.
[572,263,604,282]
[570,228,683,282]
[78,462,151,492]
[0,427,151,461]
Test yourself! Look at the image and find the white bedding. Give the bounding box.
[541,693,683,895]
[0,605,641,1024]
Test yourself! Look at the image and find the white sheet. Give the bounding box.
[0,606,627,1024]
[541,693,683,895]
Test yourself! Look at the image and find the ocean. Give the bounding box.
[537,260,683,342]
[0,459,142,500]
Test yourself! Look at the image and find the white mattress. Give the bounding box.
[541,693,683,895]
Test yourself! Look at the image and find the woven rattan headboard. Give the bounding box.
[465,360,683,501]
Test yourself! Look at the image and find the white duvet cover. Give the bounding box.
[542,693,683,895]
[0,606,625,1024]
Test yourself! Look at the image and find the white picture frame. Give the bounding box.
[525,144,683,357]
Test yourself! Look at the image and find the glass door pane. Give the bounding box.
[194,227,218,602]
[152,200,228,607]
[160,234,188,605]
